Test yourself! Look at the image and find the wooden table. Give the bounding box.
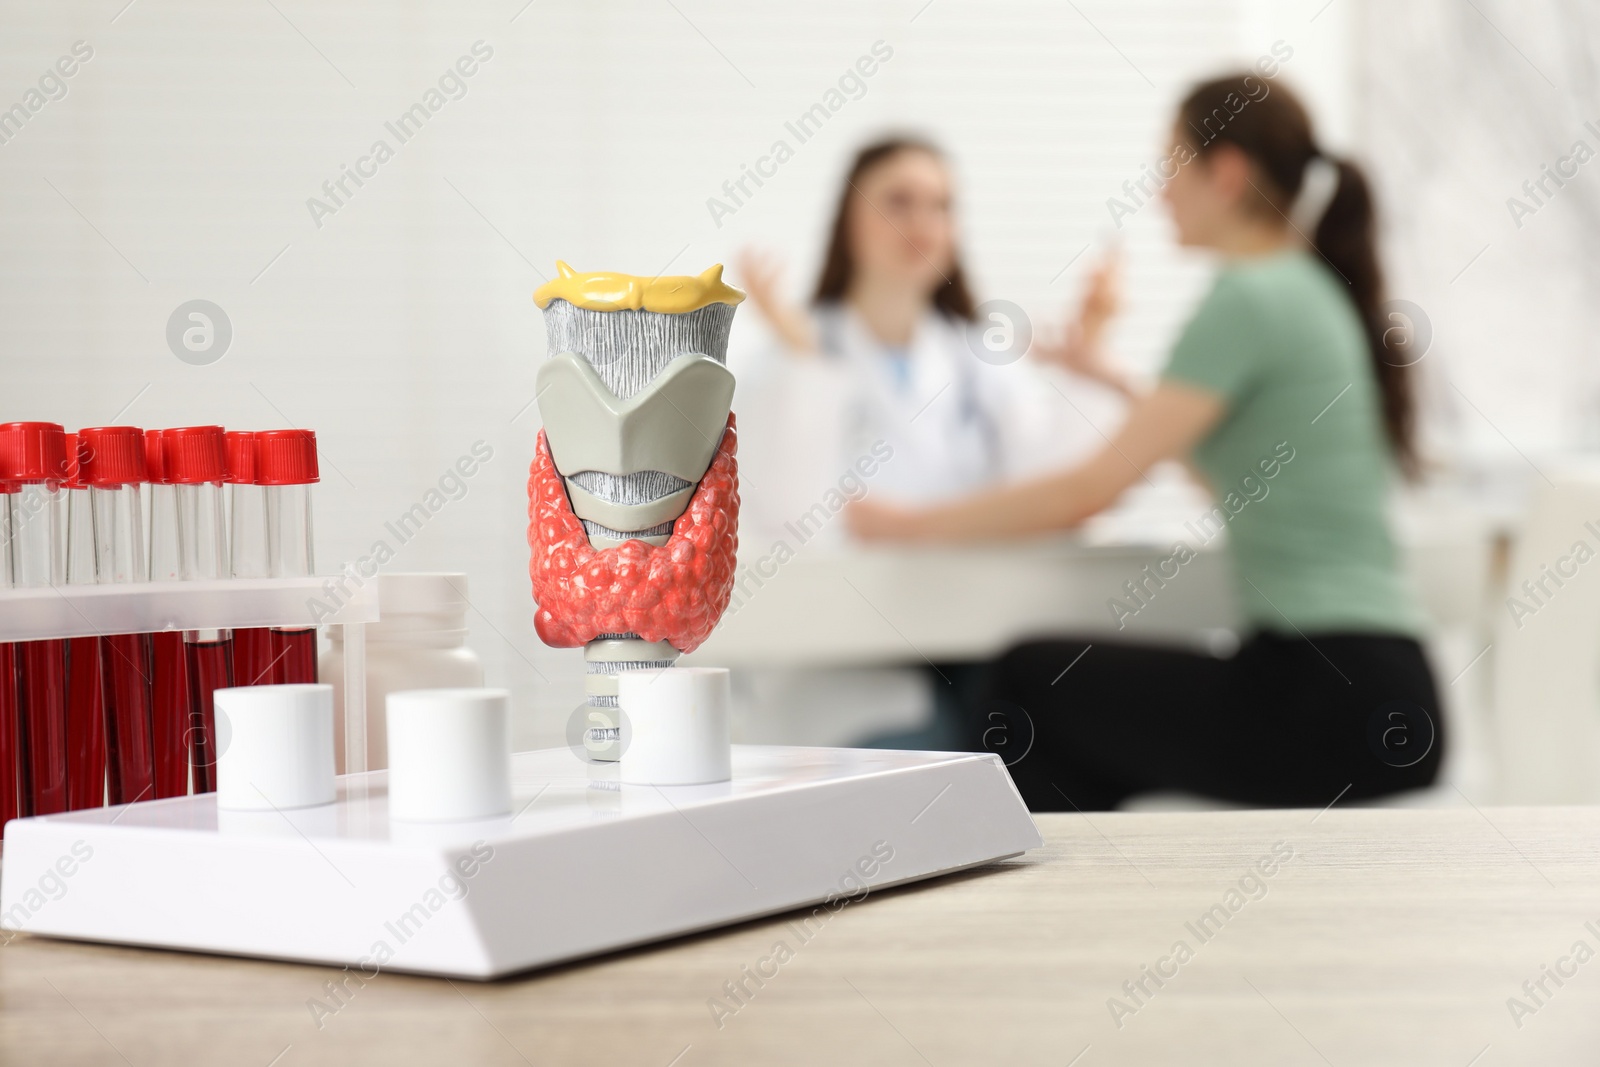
[5,806,1597,1065]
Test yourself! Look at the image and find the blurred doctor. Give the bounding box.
[738,137,1089,513]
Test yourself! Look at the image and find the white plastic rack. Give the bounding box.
[0,577,378,772]
[1,745,1040,978]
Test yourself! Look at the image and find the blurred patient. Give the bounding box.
[739,137,1087,511]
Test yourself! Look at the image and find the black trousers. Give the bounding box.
[970,631,1444,812]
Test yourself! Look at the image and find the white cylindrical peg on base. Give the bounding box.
[618,667,732,785]
[214,684,337,811]
[386,688,512,821]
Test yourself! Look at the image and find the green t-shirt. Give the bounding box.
[1162,249,1423,637]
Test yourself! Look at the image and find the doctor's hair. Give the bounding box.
[1178,74,1417,477]
[812,136,976,322]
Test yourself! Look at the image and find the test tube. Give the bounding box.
[62,433,106,810]
[81,426,154,805]
[145,428,189,799]
[260,430,319,684]
[146,429,180,582]
[0,422,69,815]
[227,431,275,687]
[0,478,19,828]
[165,426,232,794]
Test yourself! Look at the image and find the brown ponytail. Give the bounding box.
[1312,158,1417,476]
[1178,76,1417,476]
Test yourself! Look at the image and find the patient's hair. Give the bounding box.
[812,136,976,322]
[1178,75,1418,476]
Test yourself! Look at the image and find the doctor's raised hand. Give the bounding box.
[736,248,818,353]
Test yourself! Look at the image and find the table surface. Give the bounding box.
[686,539,1240,668]
[679,474,1504,670]
[4,806,1596,1066]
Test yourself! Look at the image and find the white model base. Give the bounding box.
[0,746,1039,979]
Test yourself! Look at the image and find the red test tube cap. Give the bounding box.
[224,430,257,485]
[144,429,167,485]
[79,426,149,487]
[0,422,69,484]
[63,432,84,489]
[162,425,226,485]
[256,429,319,485]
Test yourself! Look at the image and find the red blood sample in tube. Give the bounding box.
[0,423,70,816]
[164,427,232,794]
[64,636,105,810]
[102,633,155,803]
[232,629,276,687]
[81,427,156,804]
[0,477,19,827]
[271,628,318,685]
[0,641,17,828]
[18,639,67,814]
[144,429,188,797]
[148,632,188,798]
[226,430,277,687]
[184,638,232,791]
[63,434,106,810]
[259,430,319,684]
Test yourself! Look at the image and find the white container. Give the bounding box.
[386,688,512,822]
[619,667,732,785]
[214,684,337,811]
[324,573,484,772]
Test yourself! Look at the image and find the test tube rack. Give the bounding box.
[0,745,1039,979]
[0,576,379,774]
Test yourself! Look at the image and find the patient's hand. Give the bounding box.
[1033,248,1135,397]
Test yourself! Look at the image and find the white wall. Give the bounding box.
[0,0,1354,745]
[1355,0,1600,465]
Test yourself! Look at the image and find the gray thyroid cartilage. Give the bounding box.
[534,296,738,752]
[536,351,736,487]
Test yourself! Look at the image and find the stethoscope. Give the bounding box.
[818,305,1003,481]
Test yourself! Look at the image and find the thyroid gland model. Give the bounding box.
[527,263,742,759]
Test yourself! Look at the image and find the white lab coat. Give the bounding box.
[733,302,1113,547]
[815,303,1001,504]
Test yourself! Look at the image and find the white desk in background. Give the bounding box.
[687,488,1495,671]
[684,535,1240,670]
